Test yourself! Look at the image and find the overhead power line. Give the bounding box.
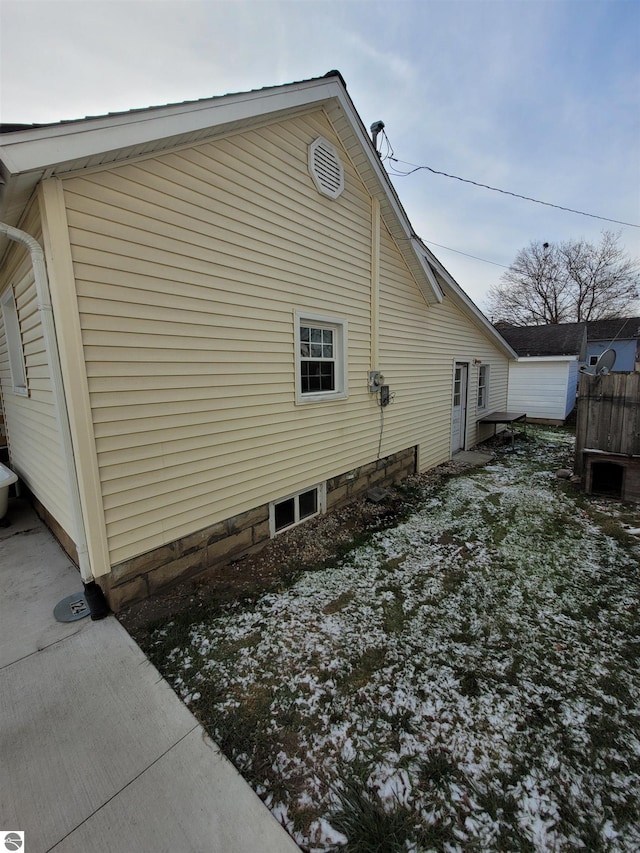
[387,158,640,229]
[421,239,511,269]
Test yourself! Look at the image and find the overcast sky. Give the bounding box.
[1,0,638,312]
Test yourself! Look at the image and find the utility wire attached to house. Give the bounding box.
[420,239,511,269]
[386,157,640,229]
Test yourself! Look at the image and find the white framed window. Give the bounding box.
[295,312,347,403]
[1,288,28,396]
[269,483,326,536]
[477,364,489,410]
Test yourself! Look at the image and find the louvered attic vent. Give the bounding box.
[308,137,344,199]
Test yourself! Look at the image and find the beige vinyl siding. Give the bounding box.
[377,224,434,460]
[0,202,75,537]
[62,110,385,564]
[425,296,509,458]
[379,223,508,468]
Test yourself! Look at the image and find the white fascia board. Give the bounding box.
[0,78,341,175]
[410,239,443,303]
[0,74,446,310]
[419,243,518,359]
[514,355,579,363]
[325,91,443,306]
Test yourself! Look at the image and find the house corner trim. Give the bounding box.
[38,178,111,579]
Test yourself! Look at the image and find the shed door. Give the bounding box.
[452,363,468,452]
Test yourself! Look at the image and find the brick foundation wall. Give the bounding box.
[101,445,418,610]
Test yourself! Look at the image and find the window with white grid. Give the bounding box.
[477,364,489,410]
[295,312,347,403]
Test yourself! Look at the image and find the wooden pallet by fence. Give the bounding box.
[575,372,640,475]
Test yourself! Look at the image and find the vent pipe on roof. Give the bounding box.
[370,120,385,153]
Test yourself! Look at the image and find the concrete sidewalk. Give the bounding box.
[0,499,300,853]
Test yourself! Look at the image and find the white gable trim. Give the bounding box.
[0,79,341,174]
[410,239,443,302]
[515,355,579,363]
[0,73,486,311]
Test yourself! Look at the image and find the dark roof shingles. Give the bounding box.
[497,323,586,357]
[586,317,640,342]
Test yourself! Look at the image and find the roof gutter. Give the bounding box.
[0,222,107,610]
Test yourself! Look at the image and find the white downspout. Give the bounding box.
[0,221,93,583]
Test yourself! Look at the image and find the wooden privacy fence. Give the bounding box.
[575,372,640,476]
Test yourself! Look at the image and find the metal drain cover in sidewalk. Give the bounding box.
[54,593,91,622]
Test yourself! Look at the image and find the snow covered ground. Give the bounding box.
[147,430,640,852]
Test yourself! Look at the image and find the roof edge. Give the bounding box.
[0,71,481,317]
[0,74,346,175]
[415,240,518,358]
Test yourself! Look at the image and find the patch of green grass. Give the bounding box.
[473,780,532,851]
[418,749,461,789]
[192,679,317,796]
[379,555,407,573]
[347,647,388,690]
[382,598,407,635]
[202,684,273,759]
[329,761,447,853]
[323,590,355,614]
[572,492,640,550]
[504,653,525,687]
[596,515,639,549]
[619,638,640,666]
[441,566,466,593]
[587,714,620,753]
[377,706,415,736]
[458,669,481,697]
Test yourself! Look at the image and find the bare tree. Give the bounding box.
[487,231,639,325]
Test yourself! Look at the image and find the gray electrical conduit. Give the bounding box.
[0,221,96,589]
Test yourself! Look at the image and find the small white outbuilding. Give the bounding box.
[497,323,587,424]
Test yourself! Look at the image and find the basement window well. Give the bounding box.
[270,483,326,536]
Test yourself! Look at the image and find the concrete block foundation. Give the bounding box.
[101,446,417,610]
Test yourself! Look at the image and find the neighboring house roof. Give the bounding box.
[497,322,587,358]
[0,70,515,360]
[586,317,640,343]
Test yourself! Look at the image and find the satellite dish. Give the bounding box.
[595,349,616,375]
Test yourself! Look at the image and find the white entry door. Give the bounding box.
[451,363,468,452]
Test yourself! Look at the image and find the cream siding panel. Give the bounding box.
[62,110,384,565]
[377,229,433,459]
[378,225,509,468]
[433,318,507,452]
[0,202,75,538]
